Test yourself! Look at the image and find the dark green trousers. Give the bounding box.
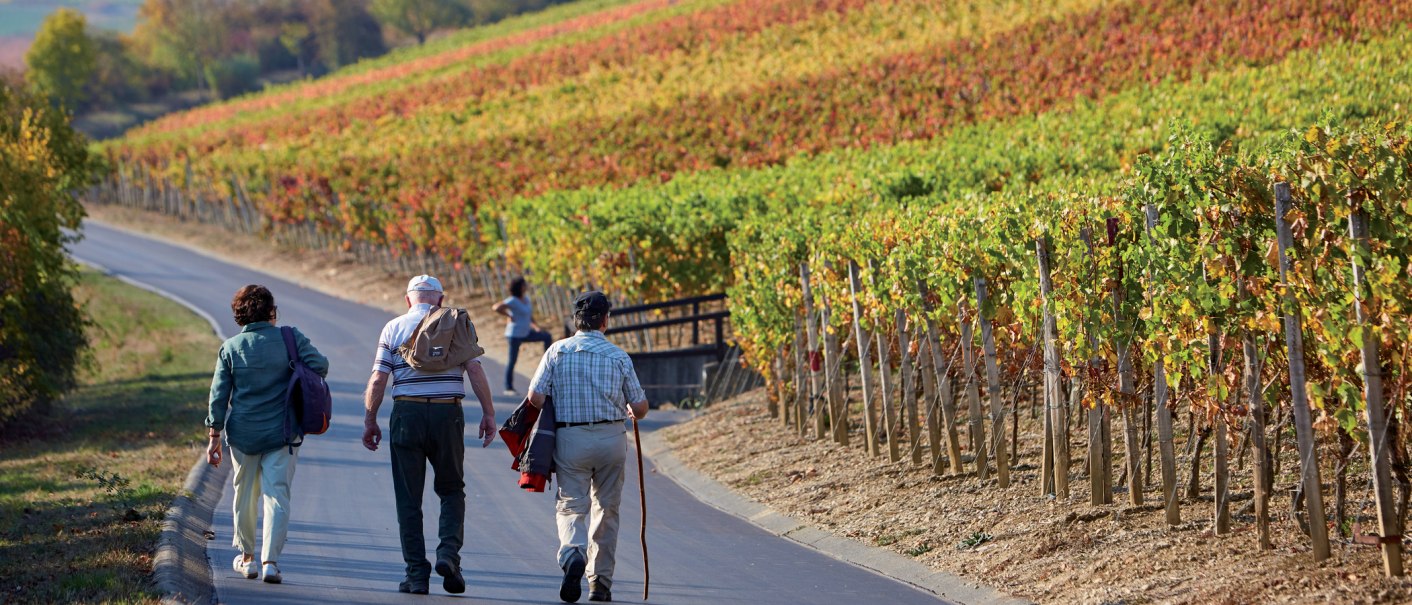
[390,401,465,580]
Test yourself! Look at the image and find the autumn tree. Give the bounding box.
[0,78,93,428]
[303,0,387,69]
[24,9,96,109]
[371,0,471,45]
[132,0,228,92]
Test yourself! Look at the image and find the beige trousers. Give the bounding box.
[553,422,627,590]
[229,445,297,563]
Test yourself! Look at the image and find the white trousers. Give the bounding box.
[553,423,627,590]
[229,445,297,563]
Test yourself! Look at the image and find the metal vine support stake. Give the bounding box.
[1272,182,1331,561]
[848,260,880,457]
[974,276,1010,487]
[1144,204,1181,526]
[1035,236,1068,499]
[1349,206,1405,576]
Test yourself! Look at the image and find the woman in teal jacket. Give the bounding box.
[205,285,328,585]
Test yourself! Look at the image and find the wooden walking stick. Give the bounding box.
[633,416,649,600]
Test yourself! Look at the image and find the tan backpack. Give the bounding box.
[397,307,486,372]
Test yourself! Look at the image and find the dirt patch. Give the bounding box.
[82,204,536,373]
[663,391,1412,604]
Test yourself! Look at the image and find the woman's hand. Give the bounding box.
[206,436,223,467]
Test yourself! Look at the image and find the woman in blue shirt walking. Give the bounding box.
[205,285,328,585]
[491,277,554,395]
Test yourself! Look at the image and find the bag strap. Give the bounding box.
[398,306,444,352]
[279,325,304,452]
[280,326,299,368]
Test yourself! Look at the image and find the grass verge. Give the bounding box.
[0,267,218,604]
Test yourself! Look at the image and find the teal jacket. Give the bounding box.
[206,322,329,455]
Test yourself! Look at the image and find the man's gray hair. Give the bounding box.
[408,290,443,305]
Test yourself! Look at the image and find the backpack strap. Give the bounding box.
[280,326,299,368]
[279,326,303,452]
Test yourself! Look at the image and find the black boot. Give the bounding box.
[435,558,466,594]
[588,579,612,602]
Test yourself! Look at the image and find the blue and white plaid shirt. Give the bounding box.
[529,330,645,424]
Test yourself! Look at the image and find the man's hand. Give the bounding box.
[478,414,496,448]
[206,436,223,467]
[363,418,382,451]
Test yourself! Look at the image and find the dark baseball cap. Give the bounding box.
[574,291,612,315]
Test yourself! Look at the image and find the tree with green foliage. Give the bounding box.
[24,9,97,109]
[371,0,471,45]
[0,77,94,429]
[303,0,388,70]
[279,21,313,76]
[132,0,228,93]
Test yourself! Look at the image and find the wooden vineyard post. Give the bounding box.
[896,311,922,465]
[1108,219,1143,507]
[1144,205,1181,525]
[1241,309,1272,549]
[802,263,827,441]
[1214,413,1231,534]
[1349,208,1405,576]
[1036,237,1069,498]
[848,261,879,457]
[1273,183,1331,561]
[770,357,784,419]
[920,339,943,470]
[974,277,1010,487]
[919,283,965,475]
[1207,279,1230,536]
[1080,227,1112,505]
[876,326,901,462]
[792,313,808,434]
[959,305,989,481]
[821,287,847,446]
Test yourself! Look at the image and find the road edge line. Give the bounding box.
[73,256,230,605]
[638,428,1033,605]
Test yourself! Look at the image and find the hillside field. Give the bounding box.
[96,1,1412,601]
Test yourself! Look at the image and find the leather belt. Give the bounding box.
[556,419,624,428]
[394,396,463,404]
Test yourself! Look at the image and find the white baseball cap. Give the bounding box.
[407,275,443,293]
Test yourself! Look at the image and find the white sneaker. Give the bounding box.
[502,389,517,397]
[262,562,282,584]
[232,554,257,579]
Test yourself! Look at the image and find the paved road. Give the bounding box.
[72,221,947,604]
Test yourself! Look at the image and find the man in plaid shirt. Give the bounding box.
[528,291,648,603]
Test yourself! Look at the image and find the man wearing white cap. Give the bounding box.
[361,275,496,595]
